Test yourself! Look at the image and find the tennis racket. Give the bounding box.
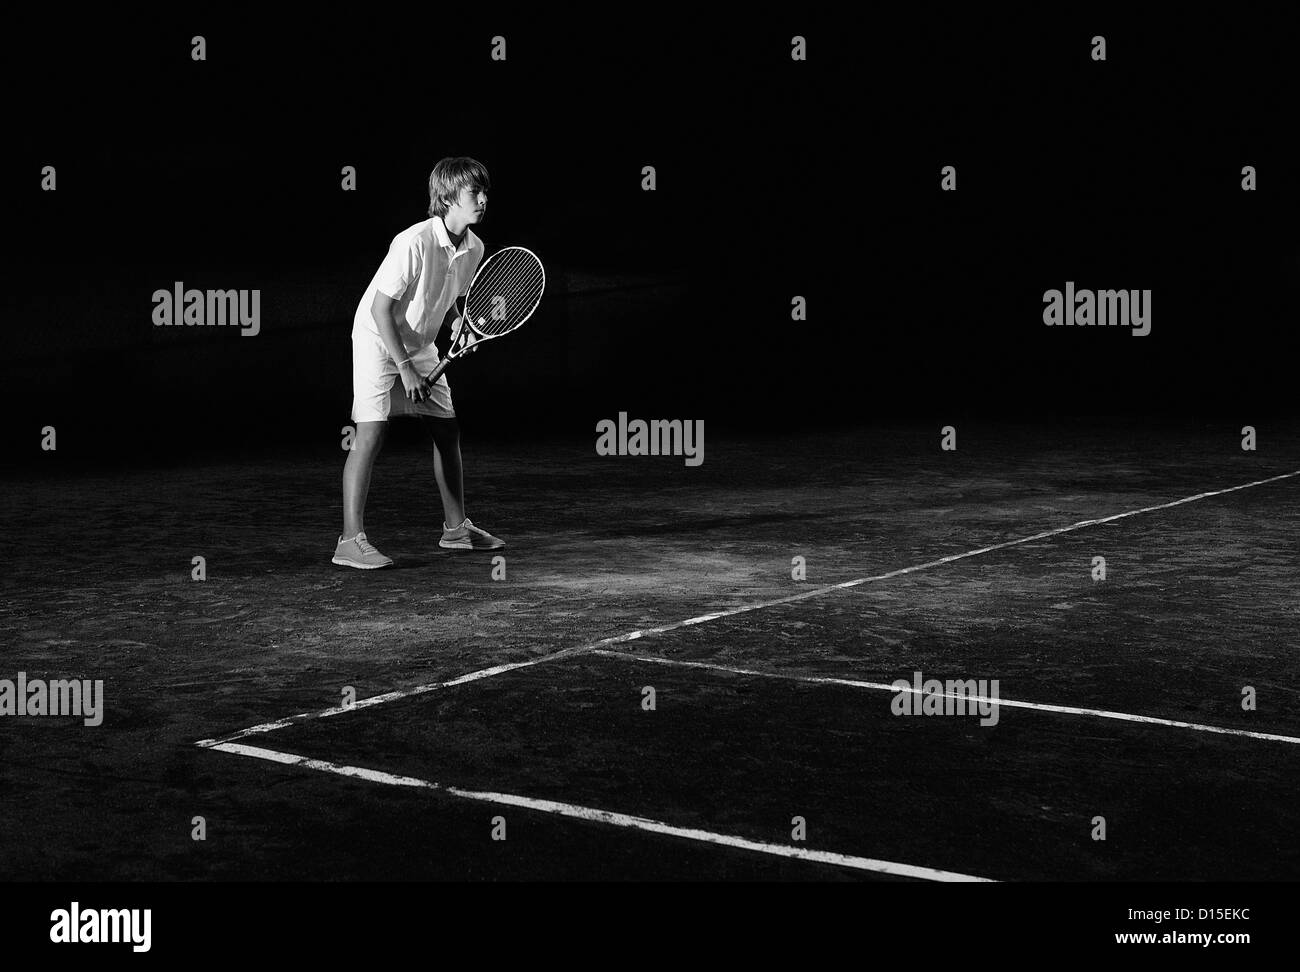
[422,246,546,387]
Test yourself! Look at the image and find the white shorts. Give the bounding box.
[350,327,455,423]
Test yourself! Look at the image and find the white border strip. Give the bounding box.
[207,741,994,882]
[592,651,1300,745]
[196,468,1300,748]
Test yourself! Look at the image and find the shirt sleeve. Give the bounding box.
[374,233,425,301]
[460,244,485,294]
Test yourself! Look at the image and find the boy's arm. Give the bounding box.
[372,292,428,402]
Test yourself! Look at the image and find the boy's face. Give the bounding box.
[446,184,488,226]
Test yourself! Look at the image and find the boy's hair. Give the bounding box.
[428,157,491,218]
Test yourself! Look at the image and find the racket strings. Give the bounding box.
[466,251,544,336]
[468,268,542,335]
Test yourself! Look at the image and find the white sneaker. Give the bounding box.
[439,518,505,551]
[332,532,394,569]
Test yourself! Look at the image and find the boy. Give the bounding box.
[333,157,505,569]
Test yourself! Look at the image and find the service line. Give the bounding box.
[196,468,1300,748]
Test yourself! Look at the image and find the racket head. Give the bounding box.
[460,246,546,344]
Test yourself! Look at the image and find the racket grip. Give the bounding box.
[422,358,451,385]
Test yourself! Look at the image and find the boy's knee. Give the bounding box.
[352,421,387,452]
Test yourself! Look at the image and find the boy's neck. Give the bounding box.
[443,214,468,245]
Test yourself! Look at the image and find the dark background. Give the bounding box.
[1,9,1298,914]
[3,10,1297,466]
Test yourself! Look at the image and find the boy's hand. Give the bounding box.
[398,362,428,402]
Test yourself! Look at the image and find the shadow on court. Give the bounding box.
[2,420,1298,879]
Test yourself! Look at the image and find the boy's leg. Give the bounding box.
[420,415,465,527]
[336,327,398,567]
[421,415,505,550]
[342,420,388,538]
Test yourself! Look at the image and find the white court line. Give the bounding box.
[591,651,1300,745]
[206,741,995,882]
[195,467,1300,748]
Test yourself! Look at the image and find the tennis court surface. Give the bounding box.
[3,420,1298,880]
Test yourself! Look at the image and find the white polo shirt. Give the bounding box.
[352,216,484,354]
